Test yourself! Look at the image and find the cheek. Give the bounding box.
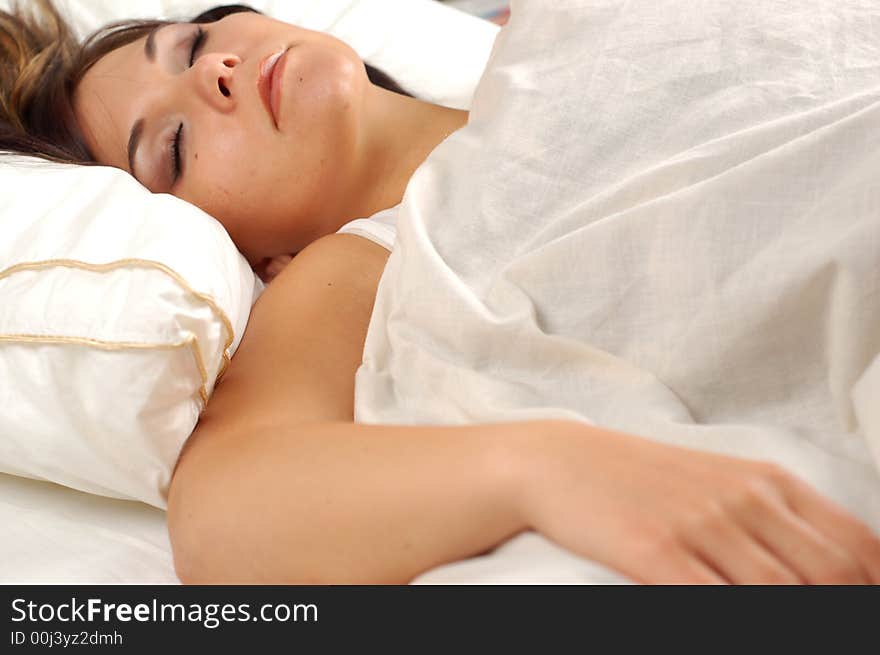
[292,57,361,122]
[186,127,275,208]
[184,157,301,260]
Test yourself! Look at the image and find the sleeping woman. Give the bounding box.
[2,1,880,584]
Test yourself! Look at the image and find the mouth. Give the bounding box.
[258,46,291,129]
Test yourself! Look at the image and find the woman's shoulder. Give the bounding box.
[183,223,392,459]
[298,226,392,279]
[335,204,400,252]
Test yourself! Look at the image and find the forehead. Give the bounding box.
[74,33,155,169]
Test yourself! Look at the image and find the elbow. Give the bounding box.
[166,459,213,585]
[166,422,256,584]
[168,466,249,585]
[166,423,403,585]
[166,443,329,585]
[166,438,243,584]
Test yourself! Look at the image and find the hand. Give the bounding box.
[517,422,880,584]
[254,254,294,284]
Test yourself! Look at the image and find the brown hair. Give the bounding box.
[0,1,412,166]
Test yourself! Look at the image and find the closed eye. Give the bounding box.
[170,122,184,185]
[189,26,207,67]
[168,27,206,186]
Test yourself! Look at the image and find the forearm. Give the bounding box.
[168,418,572,584]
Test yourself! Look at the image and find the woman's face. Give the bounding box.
[74,12,370,263]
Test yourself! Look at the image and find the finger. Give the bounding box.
[624,539,729,585]
[684,511,802,585]
[651,553,729,585]
[253,258,273,282]
[268,255,293,273]
[778,474,880,584]
[737,485,870,585]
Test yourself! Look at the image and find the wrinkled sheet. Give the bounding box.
[355,0,880,583]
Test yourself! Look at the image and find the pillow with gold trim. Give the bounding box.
[0,159,259,508]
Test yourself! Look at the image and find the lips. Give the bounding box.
[258,47,290,128]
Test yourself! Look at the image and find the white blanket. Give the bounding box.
[355,0,880,583]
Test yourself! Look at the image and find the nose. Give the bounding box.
[189,52,241,112]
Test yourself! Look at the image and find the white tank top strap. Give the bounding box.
[335,204,399,252]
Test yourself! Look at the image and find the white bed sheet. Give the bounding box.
[0,473,176,584]
[360,0,880,584]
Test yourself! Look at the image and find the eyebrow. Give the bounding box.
[127,119,145,181]
[144,26,160,62]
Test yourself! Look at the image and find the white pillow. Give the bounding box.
[0,159,258,509]
[0,0,499,509]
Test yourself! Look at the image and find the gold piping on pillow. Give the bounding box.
[0,333,210,406]
[0,258,238,382]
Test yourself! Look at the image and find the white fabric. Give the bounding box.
[354,0,880,584]
[0,473,177,584]
[335,204,400,252]
[0,0,496,583]
[0,159,259,510]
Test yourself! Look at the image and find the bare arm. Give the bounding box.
[168,232,550,583]
[168,233,880,584]
[170,416,568,584]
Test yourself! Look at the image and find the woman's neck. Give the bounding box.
[342,85,469,222]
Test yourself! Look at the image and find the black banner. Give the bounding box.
[1,585,876,651]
